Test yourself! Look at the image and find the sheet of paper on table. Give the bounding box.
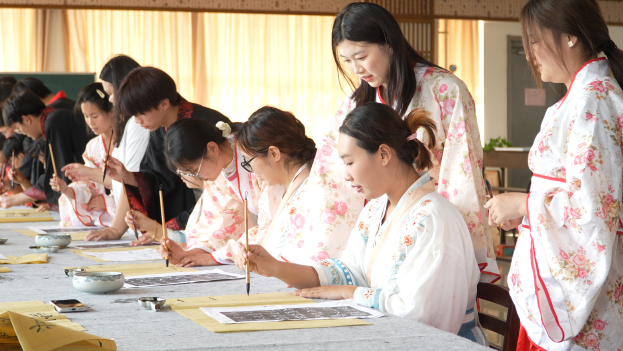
[70,240,158,250]
[169,292,372,333]
[202,300,384,324]
[30,226,99,235]
[0,254,48,264]
[0,209,53,223]
[78,248,162,262]
[63,262,196,277]
[123,269,243,288]
[15,229,91,241]
[0,311,115,351]
[0,253,8,260]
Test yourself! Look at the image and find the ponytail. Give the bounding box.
[604,42,623,87]
[339,103,437,169]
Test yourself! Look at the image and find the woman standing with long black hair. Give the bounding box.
[327,2,498,282]
[486,0,623,349]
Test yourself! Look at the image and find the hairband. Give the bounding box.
[407,133,418,141]
[605,40,618,53]
[96,89,106,99]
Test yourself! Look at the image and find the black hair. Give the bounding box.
[99,55,141,147]
[27,137,45,159]
[2,91,47,127]
[12,77,52,99]
[0,77,16,105]
[237,106,317,170]
[521,0,623,88]
[75,83,114,133]
[332,2,440,117]
[117,67,180,118]
[164,118,240,172]
[339,103,435,170]
[2,136,24,161]
[0,133,6,150]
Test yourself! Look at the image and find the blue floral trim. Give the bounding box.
[354,287,382,310]
[318,258,359,286]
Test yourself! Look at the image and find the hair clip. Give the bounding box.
[96,89,106,99]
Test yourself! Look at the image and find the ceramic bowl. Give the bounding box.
[138,297,161,309]
[0,238,7,244]
[64,268,86,278]
[30,246,60,253]
[73,272,125,294]
[35,234,71,247]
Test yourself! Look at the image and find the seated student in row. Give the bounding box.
[100,67,231,240]
[0,91,90,209]
[125,117,274,261]
[50,83,116,227]
[157,106,364,267]
[63,55,150,240]
[1,135,29,195]
[236,103,486,345]
[12,77,76,111]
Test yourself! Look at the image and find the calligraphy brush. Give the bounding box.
[48,145,58,179]
[102,129,114,182]
[158,184,169,267]
[9,151,15,191]
[244,192,250,296]
[121,180,139,240]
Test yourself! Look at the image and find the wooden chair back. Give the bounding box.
[477,282,520,351]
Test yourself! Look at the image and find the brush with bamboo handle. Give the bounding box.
[159,185,169,267]
[245,191,250,296]
[48,144,59,188]
[121,180,139,240]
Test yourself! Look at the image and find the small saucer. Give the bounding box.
[30,246,60,253]
[0,238,7,244]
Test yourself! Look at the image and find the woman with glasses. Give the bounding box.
[157,106,364,267]
[125,117,278,267]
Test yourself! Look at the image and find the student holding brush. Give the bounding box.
[0,90,90,209]
[50,83,117,227]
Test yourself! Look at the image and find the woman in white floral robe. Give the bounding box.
[58,134,116,227]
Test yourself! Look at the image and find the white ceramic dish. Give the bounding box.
[30,246,60,253]
[138,297,162,309]
[35,234,71,247]
[73,272,125,294]
[0,238,7,244]
[64,268,86,278]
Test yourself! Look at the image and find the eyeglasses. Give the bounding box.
[176,151,206,180]
[240,156,256,173]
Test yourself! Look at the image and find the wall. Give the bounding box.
[479,21,623,145]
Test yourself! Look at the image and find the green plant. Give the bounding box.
[483,136,512,151]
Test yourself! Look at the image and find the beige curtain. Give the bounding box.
[437,19,481,109]
[0,8,51,72]
[61,10,342,140]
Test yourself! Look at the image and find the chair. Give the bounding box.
[477,282,520,351]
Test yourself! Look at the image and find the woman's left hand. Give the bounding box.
[293,285,358,300]
[484,192,528,227]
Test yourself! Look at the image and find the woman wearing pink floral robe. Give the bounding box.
[328,3,498,282]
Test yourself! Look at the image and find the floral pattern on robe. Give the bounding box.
[508,58,623,351]
[59,135,116,227]
[331,64,498,282]
[211,131,365,265]
[313,173,482,338]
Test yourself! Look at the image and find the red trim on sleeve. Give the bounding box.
[23,186,46,202]
[166,218,181,231]
[209,252,224,265]
[532,173,566,183]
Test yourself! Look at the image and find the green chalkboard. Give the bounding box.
[0,72,96,101]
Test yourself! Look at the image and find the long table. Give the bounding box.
[0,214,488,351]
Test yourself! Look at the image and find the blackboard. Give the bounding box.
[0,72,96,101]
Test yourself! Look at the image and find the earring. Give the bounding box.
[568,40,574,47]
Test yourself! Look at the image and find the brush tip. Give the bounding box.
[246,283,250,296]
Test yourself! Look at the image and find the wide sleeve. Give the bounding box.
[355,199,477,334]
[121,117,150,173]
[524,95,623,342]
[423,72,498,281]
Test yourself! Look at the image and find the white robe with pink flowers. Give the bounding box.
[59,135,116,227]
[331,64,499,282]
[508,58,623,351]
[210,131,365,265]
